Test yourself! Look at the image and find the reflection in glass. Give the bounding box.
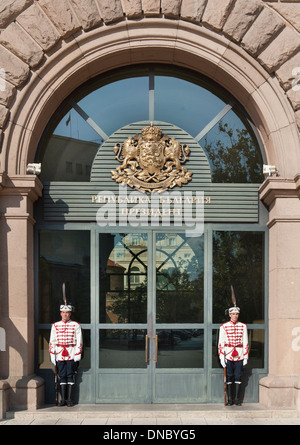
[38,329,51,369]
[154,75,226,137]
[39,133,99,182]
[213,231,264,324]
[156,234,204,323]
[200,110,264,183]
[99,234,148,324]
[99,330,147,368]
[38,65,263,184]
[39,230,90,324]
[39,75,148,182]
[157,329,204,368]
[212,329,264,369]
[78,76,149,137]
[247,329,265,369]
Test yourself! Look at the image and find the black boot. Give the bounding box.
[226,383,234,406]
[67,384,74,407]
[234,382,242,406]
[59,384,66,406]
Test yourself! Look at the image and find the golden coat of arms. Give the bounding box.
[111,123,192,193]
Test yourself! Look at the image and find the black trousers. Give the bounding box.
[56,360,76,384]
[226,360,243,383]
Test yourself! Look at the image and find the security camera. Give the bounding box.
[263,165,278,177]
[26,163,41,175]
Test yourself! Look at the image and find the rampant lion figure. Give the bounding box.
[111,123,192,193]
[114,137,139,173]
[164,137,190,173]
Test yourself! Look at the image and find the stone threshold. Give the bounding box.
[6,403,299,420]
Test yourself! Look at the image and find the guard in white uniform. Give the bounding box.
[49,304,83,406]
[218,305,249,405]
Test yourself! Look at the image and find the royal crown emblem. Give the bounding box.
[111,123,192,193]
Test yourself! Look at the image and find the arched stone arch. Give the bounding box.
[0,0,299,178]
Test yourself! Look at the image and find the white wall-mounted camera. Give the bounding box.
[263,164,278,177]
[26,163,41,175]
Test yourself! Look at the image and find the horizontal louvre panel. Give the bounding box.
[43,183,259,222]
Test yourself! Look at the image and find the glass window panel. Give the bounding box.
[38,329,52,369]
[213,231,265,324]
[247,328,265,369]
[156,234,204,323]
[39,116,100,182]
[212,328,264,369]
[99,233,148,324]
[200,109,264,183]
[37,64,264,185]
[78,77,149,137]
[154,75,226,137]
[38,329,91,369]
[53,107,102,143]
[99,329,147,368]
[156,329,204,368]
[212,329,219,369]
[39,76,148,182]
[39,230,90,324]
[80,329,91,370]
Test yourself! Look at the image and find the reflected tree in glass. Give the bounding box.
[39,230,90,324]
[213,231,264,324]
[203,119,264,183]
[156,234,204,324]
[99,233,148,324]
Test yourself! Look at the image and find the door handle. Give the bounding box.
[145,334,149,363]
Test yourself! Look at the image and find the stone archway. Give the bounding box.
[0,0,298,176]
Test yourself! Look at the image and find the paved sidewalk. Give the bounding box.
[1,404,300,425]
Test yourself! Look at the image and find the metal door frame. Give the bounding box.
[93,226,207,403]
[150,229,207,403]
[94,227,152,403]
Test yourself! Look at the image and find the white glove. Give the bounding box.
[220,356,226,368]
[243,359,248,366]
[50,355,56,366]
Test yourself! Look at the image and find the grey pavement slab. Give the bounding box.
[1,403,300,425]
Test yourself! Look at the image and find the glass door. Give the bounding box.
[152,232,205,403]
[96,230,205,403]
[97,232,150,403]
[37,226,266,404]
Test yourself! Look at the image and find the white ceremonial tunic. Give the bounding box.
[218,320,249,362]
[49,320,82,362]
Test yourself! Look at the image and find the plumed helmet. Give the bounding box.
[225,285,240,315]
[60,283,74,312]
[60,304,74,312]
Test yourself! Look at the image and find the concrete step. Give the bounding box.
[6,403,299,421]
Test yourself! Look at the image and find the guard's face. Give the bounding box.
[229,312,239,322]
[60,311,71,322]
